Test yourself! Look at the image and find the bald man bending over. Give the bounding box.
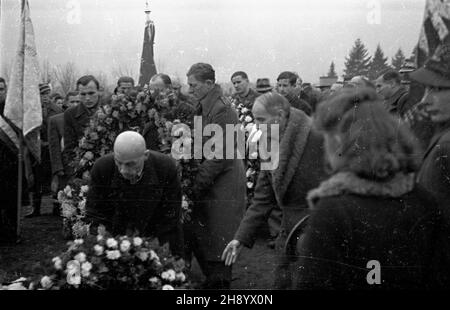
[85,131,183,256]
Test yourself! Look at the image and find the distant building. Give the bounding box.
[316,76,338,91]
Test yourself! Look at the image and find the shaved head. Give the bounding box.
[113,131,149,183]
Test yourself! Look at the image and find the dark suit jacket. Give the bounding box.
[48,113,64,176]
[62,103,95,175]
[85,152,183,256]
[417,125,450,213]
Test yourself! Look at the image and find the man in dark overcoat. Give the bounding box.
[222,92,326,289]
[184,63,246,289]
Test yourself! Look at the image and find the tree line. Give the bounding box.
[326,38,409,81]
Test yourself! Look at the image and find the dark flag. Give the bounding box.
[138,15,157,87]
[416,0,450,67]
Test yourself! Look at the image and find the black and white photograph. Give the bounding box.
[0,0,450,294]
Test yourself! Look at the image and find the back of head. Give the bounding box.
[76,75,100,90]
[150,73,172,87]
[255,92,291,116]
[187,63,215,82]
[117,76,135,87]
[314,87,421,180]
[277,71,297,86]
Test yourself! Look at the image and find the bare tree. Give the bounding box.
[53,62,78,96]
[40,59,54,84]
[155,57,166,74]
[111,63,136,82]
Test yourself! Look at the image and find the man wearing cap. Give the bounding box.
[85,131,183,256]
[409,44,450,211]
[27,83,63,217]
[255,78,273,94]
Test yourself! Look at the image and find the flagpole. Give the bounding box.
[16,0,26,242]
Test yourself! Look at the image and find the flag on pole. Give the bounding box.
[4,0,42,162]
[138,12,157,87]
[416,0,450,67]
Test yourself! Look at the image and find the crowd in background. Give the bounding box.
[0,41,450,289]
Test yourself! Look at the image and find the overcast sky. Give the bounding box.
[0,0,426,85]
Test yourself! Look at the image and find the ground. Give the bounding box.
[0,196,277,289]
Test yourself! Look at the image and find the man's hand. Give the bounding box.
[221,240,242,266]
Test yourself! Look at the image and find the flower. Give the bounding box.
[106,250,121,260]
[112,110,119,118]
[247,182,254,189]
[242,107,249,113]
[161,269,176,282]
[149,250,159,261]
[81,262,93,277]
[137,250,149,262]
[106,238,118,249]
[176,272,186,282]
[40,276,53,289]
[52,257,62,270]
[84,151,94,160]
[5,282,27,290]
[78,199,86,212]
[162,284,174,290]
[149,277,159,284]
[74,252,86,263]
[74,239,84,245]
[120,240,131,252]
[246,168,254,178]
[94,244,104,256]
[80,185,89,193]
[61,203,76,218]
[96,234,103,242]
[66,261,81,286]
[245,115,253,123]
[63,186,73,198]
[133,237,143,247]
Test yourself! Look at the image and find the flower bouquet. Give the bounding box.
[58,179,90,240]
[1,227,191,290]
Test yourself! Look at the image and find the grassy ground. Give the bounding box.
[0,196,277,289]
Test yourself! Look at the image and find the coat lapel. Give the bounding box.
[272,108,312,204]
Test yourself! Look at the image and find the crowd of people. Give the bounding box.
[1,42,450,290]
